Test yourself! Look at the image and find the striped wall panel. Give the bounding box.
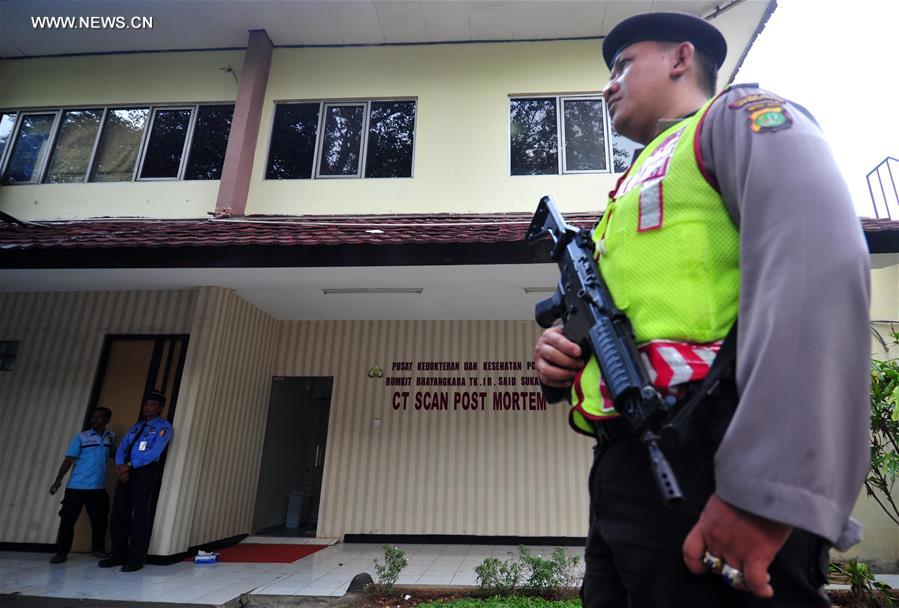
[273,320,594,539]
[0,289,197,544]
[150,287,276,554]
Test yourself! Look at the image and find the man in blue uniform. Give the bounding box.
[48,407,116,563]
[99,390,173,572]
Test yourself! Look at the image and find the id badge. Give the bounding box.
[138,441,147,451]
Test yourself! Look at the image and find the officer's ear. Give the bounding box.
[669,41,695,79]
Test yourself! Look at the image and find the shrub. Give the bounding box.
[373,544,409,593]
[830,559,895,608]
[867,329,899,529]
[475,546,582,597]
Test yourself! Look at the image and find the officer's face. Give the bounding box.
[142,399,164,419]
[90,410,109,430]
[603,41,675,144]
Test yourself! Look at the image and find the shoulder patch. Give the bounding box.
[159,429,167,437]
[729,93,792,134]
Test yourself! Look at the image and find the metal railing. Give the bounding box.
[867,157,899,220]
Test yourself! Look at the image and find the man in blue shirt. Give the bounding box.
[48,407,116,564]
[99,390,173,572]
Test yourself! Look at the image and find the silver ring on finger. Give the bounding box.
[701,551,723,574]
[721,564,745,587]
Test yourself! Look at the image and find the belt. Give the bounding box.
[593,416,632,445]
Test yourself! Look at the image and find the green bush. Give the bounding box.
[373,544,409,593]
[830,559,895,608]
[474,557,523,593]
[867,329,899,528]
[475,546,582,597]
[418,597,580,608]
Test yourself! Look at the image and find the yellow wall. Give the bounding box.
[0,50,243,219]
[249,40,616,216]
[1,40,620,220]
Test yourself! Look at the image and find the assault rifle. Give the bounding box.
[525,195,683,506]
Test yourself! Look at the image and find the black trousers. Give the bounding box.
[109,463,159,566]
[55,488,109,555]
[582,428,831,608]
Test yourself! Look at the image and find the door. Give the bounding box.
[70,335,187,552]
[253,377,332,536]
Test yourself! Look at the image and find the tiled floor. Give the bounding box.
[0,542,583,606]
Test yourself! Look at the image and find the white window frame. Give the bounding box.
[560,96,609,175]
[509,93,611,176]
[1,110,61,185]
[315,102,369,180]
[0,110,21,177]
[265,97,417,181]
[0,103,233,185]
[136,105,197,181]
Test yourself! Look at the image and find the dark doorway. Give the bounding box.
[74,335,188,552]
[253,377,333,537]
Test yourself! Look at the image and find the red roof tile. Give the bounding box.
[0,213,896,251]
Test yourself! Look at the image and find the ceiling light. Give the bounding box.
[322,288,423,295]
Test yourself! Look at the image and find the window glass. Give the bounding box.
[1,113,55,184]
[266,103,320,179]
[184,105,233,180]
[365,101,415,178]
[318,104,365,177]
[611,125,642,173]
[140,108,192,179]
[45,109,104,183]
[562,98,606,172]
[91,108,149,182]
[510,98,558,175]
[0,113,17,161]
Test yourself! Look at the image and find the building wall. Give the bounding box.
[272,319,594,539]
[0,40,620,221]
[0,289,197,543]
[151,287,276,554]
[250,40,616,217]
[0,50,243,220]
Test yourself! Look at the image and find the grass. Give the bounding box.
[418,597,581,608]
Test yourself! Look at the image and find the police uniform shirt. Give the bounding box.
[115,417,173,469]
[64,429,116,490]
[691,85,870,551]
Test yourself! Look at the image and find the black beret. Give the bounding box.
[146,390,167,406]
[602,12,727,70]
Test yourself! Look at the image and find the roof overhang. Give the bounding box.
[1,0,774,83]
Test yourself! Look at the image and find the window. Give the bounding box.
[1,113,57,184]
[185,105,233,180]
[0,104,234,184]
[0,112,18,165]
[510,95,611,175]
[266,99,416,180]
[0,341,19,372]
[45,109,104,183]
[610,126,642,173]
[91,108,149,182]
[139,107,193,179]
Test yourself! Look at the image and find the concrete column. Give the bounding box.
[214,30,273,218]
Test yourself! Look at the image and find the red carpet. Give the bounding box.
[192,543,328,563]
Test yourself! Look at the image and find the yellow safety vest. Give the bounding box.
[570,96,740,435]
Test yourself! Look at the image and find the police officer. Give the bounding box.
[99,390,173,572]
[48,407,116,563]
[534,12,870,608]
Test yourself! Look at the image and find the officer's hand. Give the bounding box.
[534,326,584,388]
[115,464,128,475]
[49,480,60,495]
[118,470,129,483]
[683,493,792,599]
